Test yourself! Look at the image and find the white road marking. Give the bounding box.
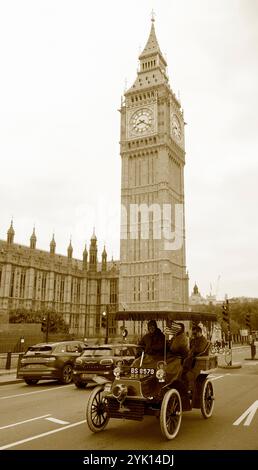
[0,384,73,400]
[210,373,231,381]
[0,419,86,450]
[0,414,51,430]
[45,417,69,425]
[233,400,258,426]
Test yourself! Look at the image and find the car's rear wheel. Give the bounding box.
[160,388,182,440]
[86,385,110,433]
[200,379,214,418]
[24,378,39,385]
[60,364,73,384]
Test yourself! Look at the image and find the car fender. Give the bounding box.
[92,376,111,385]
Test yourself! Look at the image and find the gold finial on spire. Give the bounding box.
[151,9,155,23]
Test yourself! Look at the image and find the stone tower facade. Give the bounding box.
[119,19,189,311]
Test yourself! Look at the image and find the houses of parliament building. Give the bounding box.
[0,18,189,339]
[0,224,119,338]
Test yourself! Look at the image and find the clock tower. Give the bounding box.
[119,18,189,312]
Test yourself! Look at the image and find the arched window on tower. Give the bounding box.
[60,277,65,303]
[147,280,150,301]
[53,276,56,302]
[138,278,141,301]
[41,272,47,301]
[0,264,2,290]
[19,269,26,299]
[76,280,81,305]
[110,279,117,305]
[9,270,15,298]
[71,278,74,304]
[33,272,37,300]
[151,276,155,301]
[133,280,136,302]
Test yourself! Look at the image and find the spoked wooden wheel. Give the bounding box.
[86,385,110,432]
[160,388,182,440]
[201,379,215,418]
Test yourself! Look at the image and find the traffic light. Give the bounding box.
[101,312,107,329]
[222,302,229,324]
[245,313,251,330]
[41,317,47,333]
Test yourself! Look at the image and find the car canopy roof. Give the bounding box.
[114,310,217,322]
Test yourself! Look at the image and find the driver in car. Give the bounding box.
[132,320,166,368]
[139,320,165,355]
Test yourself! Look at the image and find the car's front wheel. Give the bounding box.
[86,385,110,433]
[24,378,39,385]
[60,364,73,384]
[160,388,182,440]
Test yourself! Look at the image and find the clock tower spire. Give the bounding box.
[139,14,167,68]
[119,18,189,312]
[126,18,169,97]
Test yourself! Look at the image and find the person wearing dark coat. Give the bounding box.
[138,320,165,356]
[131,320,166,369]
[165,322,189,383]
[188,326,209,357]
[181,326,210,386]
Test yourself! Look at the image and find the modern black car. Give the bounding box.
[72,343,139,388]
[17,340,86,385]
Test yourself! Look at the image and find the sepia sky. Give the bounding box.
[0,0,257,299]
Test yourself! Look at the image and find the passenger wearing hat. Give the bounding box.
[165,322,189,383]
[181,326,210,387]
[167,322,189,359]
[138,320,165,357]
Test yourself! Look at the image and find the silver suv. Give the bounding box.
[17,340,86,385]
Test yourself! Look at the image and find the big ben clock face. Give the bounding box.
[129,108,153,136]
[171,113,182,142]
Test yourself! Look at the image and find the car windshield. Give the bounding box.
[26,346,53,354]
[82,348,113,357]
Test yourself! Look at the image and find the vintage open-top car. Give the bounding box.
[86,310,218,440]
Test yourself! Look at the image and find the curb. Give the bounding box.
[0,378,23,386]
[0,370,17,376]
[218,362,242,369]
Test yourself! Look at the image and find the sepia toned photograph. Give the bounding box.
[0,0,257,463]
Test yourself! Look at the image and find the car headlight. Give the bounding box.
[112,383,128,403]
[75,358,83,364]
[113,366,121,378]
[156,361,166,382]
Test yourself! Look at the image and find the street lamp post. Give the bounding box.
[46,312,50,343]
[102,305,109,344]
